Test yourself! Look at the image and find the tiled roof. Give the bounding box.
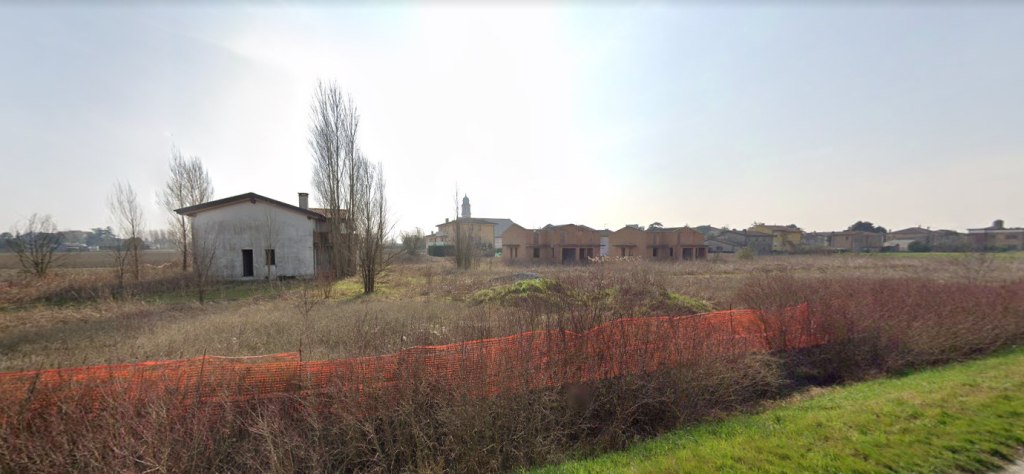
[175,192,327,220]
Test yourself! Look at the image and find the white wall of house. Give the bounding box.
[191,201,317,280]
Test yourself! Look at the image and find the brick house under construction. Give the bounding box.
[608,226,708,260]
[502,223,602,264]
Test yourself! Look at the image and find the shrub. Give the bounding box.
[660,291,713,314]
[907,240,931,252]
[469,277,560,306]
[735,273,1024,383]
[736,247,755,260]
[0,351,784,473]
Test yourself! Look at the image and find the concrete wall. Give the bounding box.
[192,201,317,280]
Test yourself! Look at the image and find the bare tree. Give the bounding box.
[401,228,426,257]
[108,181,145,287]
[191,224,219,304]
[352,155,395,294]
[8,213,63,278]
[160,147,214,271]
[309,79,360,279]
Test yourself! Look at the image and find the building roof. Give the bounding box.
[693,225,720,235]
[542,223,598,231]
[890,227,932,234]
[649,226,695,232]
[308,208,348,219]
[720,229,772,237]
[436,217,497,227]
[829,230,883,236]
[479,218,515,237]
[752,224,803,232]
[969,227,1024,233]
[175,192,327,220]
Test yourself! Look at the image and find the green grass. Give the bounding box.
[470,278,559,305]
[537,347,1024,473]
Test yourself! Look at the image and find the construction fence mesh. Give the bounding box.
[0,305,823,418]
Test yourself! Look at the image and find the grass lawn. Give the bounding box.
[537,347,1024,473]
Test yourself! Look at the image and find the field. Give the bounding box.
[1,250,1022,472]
[1,251,1021,372]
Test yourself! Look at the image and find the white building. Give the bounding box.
[176,192,327,280]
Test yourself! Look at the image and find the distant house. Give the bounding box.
[714,230,773,254]
[704,238,741,254]
[827,231,885,252]
[502,223,601,264]
[801,231,830,249]
[887,227,933,243]
[608,225,707,260]
[175,192,328,280]
[930,230,969,250]
[886,227,968,251]
[968,220,1024,250]
[61,230,91,245]
[429,196,508,257]
[433,218,497,257]
[883,239,917,252]
[481,218,515,253]
[749,224,803,253]
[693,225,722,238]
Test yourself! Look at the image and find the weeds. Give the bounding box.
[1,254,1023,472]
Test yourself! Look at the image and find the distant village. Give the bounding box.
[4,191,1021,282]
[426,196,1024,264]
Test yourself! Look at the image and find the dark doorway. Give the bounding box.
[242,249,254,277]
[561,248,576,263]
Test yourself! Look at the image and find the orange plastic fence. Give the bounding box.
[0,305,823,416]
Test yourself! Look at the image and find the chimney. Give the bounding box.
[298,192,309,209]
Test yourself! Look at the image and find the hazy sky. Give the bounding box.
[2,2,1022,235]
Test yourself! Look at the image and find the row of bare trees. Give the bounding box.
[3,149,211,283]
[309,79,393,294]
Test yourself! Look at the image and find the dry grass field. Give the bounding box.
[1,251,1022,472]
[0,251,1020,372]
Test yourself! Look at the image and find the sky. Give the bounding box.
[1,2,1022,236]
